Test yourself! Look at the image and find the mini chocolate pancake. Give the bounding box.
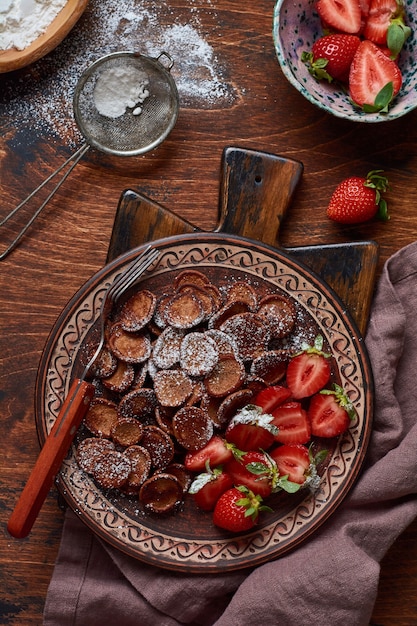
[123,445,152,490]
[180,332,219,377]
[79,342,118,379]
[156,462,192,493]
[140,425,175,470]
[257,293,297,339]
[108,323,152,364]
[84,399,119,438]
[250,349,290,385]
[177,283,216,321]
[111,417,144,447]
[224,281,258,311]
[216,388,255,428]
[205,329,239,358]
[76,437,116,474]
[153,369,193,407]
[139,473,184,514]
[204,354,246,397]
[102,360,135,393]
[220,312,270,362]
[118,388,157,423]
[172,406,214,451]
[92,450,132,490]
[172,269,210,290]
[163,291,206,329]
[152,326,184,370]
[118,289,156,332]
[207,300,251,330]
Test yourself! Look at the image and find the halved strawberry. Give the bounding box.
[286,336,331,399]
[363,0,410,57]
[316,0,362,34]
[225,405,278,451]
[184,436,233,472]
[269,444,311,485]
[253,385,292,413]
[225,450,275,498]
[189,467,233,511]
[364,0,398,43]
[308,384,356,438]
[271,401,312,445]
[349,40,402,111]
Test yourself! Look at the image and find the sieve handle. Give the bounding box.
[0,143,90,261]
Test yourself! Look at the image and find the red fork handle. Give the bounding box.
[7,378,95,538]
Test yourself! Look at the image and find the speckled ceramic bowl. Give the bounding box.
[273,0,417,122]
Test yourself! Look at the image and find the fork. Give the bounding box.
[7,245,160,538]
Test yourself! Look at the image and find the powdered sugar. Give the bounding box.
[93,66,150,118]
[2,0,236,147]
[0,0,68,51]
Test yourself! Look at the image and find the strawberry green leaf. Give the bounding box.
[246,461,270,476]
[387,19,411,59]
[301,51,334,83]
[277,475,302,494]
[361,82,394,114]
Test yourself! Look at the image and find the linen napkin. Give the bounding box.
[43,241,417,626]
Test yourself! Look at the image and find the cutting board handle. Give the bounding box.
[216,147,303,246]
[107,148,303,261]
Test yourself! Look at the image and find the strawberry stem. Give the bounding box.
[364,170,390,221]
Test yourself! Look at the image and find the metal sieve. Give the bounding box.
[0,51,179,260]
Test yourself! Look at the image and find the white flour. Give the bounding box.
[0,0,68,51]
[1,0,237,146]
[93,66,150,118]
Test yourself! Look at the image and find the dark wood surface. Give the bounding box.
[1,1,417,623]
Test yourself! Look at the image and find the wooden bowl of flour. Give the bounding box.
[0,0,89,73]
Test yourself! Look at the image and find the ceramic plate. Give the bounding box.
[35,233,373,572]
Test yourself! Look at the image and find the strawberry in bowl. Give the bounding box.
[273,0,417,121]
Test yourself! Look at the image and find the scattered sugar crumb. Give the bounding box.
[1,0,237,148]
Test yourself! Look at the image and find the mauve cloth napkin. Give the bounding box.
[43,242,417,626]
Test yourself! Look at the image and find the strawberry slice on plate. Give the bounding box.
[286,335,331,399]
[308,384,356,438]
[189,467,233,511]
[225,405,278,451]
[349,40,402,111]
[270,444,311,485]
[184,435,233,472]
[225,450,275,498]
[253,385,292,413]
[316,0,362,34]
[271,401,311,445]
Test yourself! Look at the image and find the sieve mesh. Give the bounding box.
[73,52,179,157]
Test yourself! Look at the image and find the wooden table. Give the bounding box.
[1,1,416,623]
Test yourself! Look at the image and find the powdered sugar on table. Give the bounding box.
[2,0,236,146]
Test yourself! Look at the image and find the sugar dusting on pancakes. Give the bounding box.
[2,0,236,147]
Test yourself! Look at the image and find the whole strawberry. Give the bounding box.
[212,485,271,532]
[302,34,361,83]
[327,170,390,224]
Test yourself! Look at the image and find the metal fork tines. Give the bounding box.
[82,245,160,380]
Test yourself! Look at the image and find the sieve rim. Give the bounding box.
[73,51,180,157]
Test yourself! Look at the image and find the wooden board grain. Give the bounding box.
[108,147,378,335]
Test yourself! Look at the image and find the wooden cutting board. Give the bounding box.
[107,147,379,335]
